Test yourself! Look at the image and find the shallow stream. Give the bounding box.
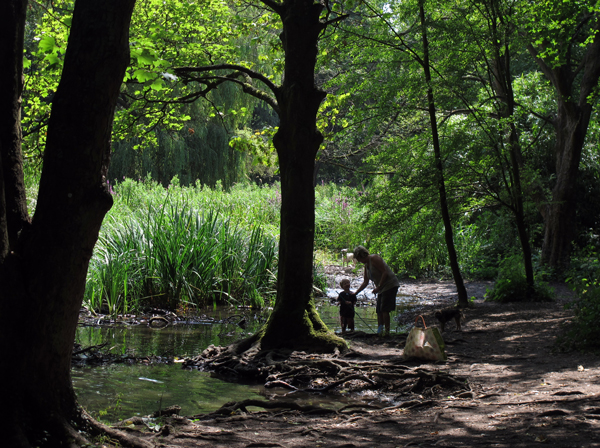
[73,287,421,421]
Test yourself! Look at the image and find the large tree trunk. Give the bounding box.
[0,0,135,446]
[260,0,345,351]
[541,102,594,271]
[0,0,30,258]
[529,17,600,272]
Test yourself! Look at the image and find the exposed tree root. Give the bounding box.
[81,409,154,448]
[338,404,384,413]
[265,374,376,393]
[183,342,470,409]
[385,399,436,410]
[200,393,439,420]
[206,399,339,416]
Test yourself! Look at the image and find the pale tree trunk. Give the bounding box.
[0,0,135,446]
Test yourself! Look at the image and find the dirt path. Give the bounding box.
[116,279,600,448]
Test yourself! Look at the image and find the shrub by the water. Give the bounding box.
[485,255,554,303]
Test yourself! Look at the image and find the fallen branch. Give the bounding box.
[304,374,376,393]
[73,342,108,356]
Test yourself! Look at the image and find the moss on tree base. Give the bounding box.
[260,302,348,353]
[184,307,347,380]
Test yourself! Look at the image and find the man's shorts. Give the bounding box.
[376,286,398,313]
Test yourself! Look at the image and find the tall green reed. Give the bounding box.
[80,176,369,315]
[84,190,279,315]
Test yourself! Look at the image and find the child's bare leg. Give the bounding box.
[348,318,355,331]
[341,316,347,333]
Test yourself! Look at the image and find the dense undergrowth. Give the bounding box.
[81,177,374,315]
[24,175,600,350]
[560,256,600,351]
[483,255,554,303]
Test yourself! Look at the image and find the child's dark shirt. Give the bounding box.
[337,291,357,318]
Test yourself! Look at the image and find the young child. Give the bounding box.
[337,278,357,333]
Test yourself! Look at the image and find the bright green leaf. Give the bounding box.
[150,77,165,91]
[132,69,156,83]
[38,35,57,54]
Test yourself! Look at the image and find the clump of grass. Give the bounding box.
[84,188,278,315]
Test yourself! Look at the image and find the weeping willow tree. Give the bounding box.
[109,76,264,187]
[22,0,280,188]
[104,0,286,188]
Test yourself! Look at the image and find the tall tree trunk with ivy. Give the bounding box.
[527,10,600,273]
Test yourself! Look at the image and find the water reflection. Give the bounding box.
[73,293,421,421]
[76,320,250,359]
[74,307,267,420]
[73,364,263,421]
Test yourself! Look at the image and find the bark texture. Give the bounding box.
[259,0,345,351]
[530,15,600,272]
[0,0,29,258]
[0,0,135,446]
